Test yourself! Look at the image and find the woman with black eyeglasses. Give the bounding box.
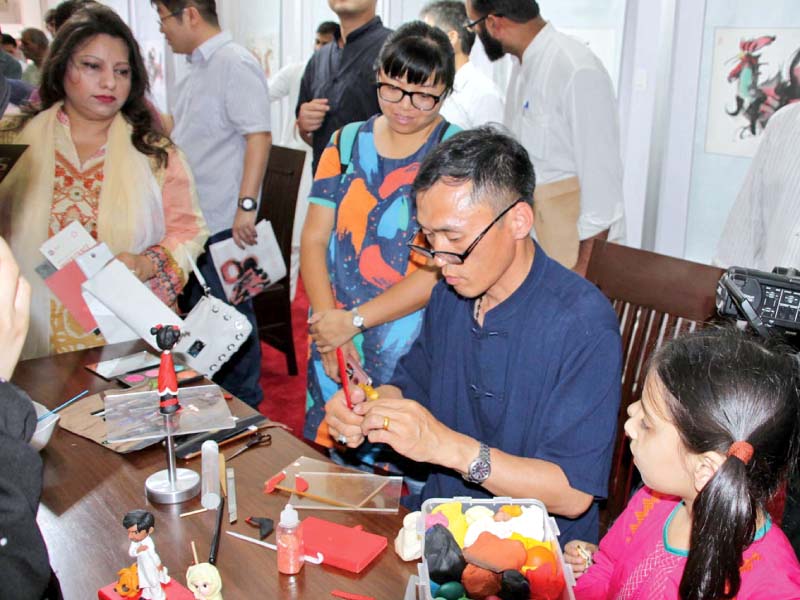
[300,21,459,474]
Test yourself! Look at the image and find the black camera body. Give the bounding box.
[716,266,800,334]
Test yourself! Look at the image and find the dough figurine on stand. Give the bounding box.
[124,510,170,600]
[186,563,223,600]
[97,511,195,600]
[150,324,181,415]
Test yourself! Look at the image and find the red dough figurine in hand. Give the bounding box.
[151,324,181,415]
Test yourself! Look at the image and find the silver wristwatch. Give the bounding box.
[463,442,491,484]
[351,306,366,331]
[238,196,257,211]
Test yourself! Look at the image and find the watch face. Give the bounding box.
[239,197,257,211]
[353,314,365,328]
[470,460,491,483]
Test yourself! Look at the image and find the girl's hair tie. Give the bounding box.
[727,440,754,465]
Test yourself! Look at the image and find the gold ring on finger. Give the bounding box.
[382,416,390,431]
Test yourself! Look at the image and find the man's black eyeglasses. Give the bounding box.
[465,13,501,31]
[374,82,442,111]
[408,198,525,265]
[158,8,185,27]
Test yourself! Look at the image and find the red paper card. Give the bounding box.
[44,260,97,332]
[298,516,387,573]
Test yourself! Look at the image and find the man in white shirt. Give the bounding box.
[154,0,272,408]
[715,103,800,272]
[420,1,505,129]
[466,0,625,273]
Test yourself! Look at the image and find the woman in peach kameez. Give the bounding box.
[0,5,208,359]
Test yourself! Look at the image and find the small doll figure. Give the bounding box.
[150,324,181,415]
[186,562,223,600]
[123,510,170,600]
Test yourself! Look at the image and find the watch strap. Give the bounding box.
[238,196,257,211]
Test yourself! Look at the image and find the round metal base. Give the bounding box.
[145,468,200,504]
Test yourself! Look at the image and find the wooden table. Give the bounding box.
[13,342,418,599]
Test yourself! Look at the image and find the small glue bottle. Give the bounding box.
[276,503,304,575]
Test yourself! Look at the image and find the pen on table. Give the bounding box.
[37,389,89,422]
[336,347,353,409]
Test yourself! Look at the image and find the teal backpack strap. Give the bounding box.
[337,120,364,176]
[439,119,460,142]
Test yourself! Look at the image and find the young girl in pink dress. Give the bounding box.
[567,328,800,599]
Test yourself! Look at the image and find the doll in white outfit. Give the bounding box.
[123,510,170,600]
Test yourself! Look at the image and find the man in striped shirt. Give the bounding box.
[715,103,800,272]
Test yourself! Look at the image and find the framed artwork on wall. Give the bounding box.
[0,0,22,24]
[705,27,800,158]
[677,0,800,264]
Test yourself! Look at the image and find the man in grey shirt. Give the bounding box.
[154,0,272,408]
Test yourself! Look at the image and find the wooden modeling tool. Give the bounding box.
[191,541,199,565]
[218,454,227,497]
[180,507,208,518]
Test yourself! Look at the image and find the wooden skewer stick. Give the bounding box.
[191,540,199,565]
[180,507,208,518]
[357,478,390,508]
[275,483,357,508]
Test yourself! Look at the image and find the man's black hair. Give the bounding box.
[316,21,340,40]
[414,126,536,212]
[150,0,219,28]
[469,0,540,24]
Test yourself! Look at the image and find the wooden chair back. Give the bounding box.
[584,240,724,532]
[253,145,306,375]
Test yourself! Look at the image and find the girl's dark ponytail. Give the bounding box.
[654,327,800,600]
[680,453,756,599]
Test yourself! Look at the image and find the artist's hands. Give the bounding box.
[318,340,359,382]
[232,209,258,249]
[297,98,330,134]
[0,236,30,380]
[563,540,597,578]
[324,386,367,447]
[117,252,155,281]
[309,308,359,353]
[357,398,446,464]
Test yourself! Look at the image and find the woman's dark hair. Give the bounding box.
[413,126,535,214]
[376,20,455,96]
[653,327,800,600]
[39,4,169,168]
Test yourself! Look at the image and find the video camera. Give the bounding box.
[716,266,800,339]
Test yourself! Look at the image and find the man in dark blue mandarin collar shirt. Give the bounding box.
[296,0,391,173]
[324,127,622,544]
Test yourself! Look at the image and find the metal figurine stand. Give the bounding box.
[145,324,201,504]
[145,412,201,504]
